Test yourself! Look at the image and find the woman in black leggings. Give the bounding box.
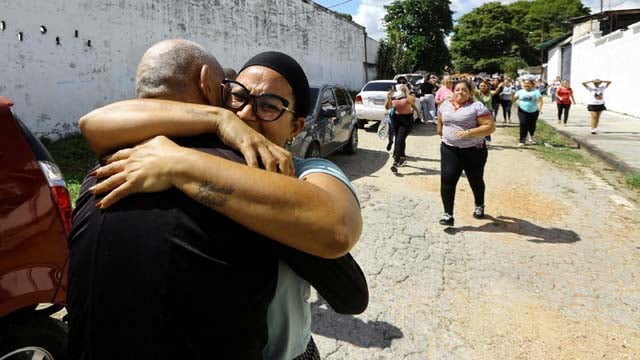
[436,79,496,226]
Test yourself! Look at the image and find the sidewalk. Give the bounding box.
[536,100,640,173]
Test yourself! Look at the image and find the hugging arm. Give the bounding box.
[79,99,293,175]
[93,136,363,258]
[275,245,368,314]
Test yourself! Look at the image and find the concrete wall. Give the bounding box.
[570,20,640,117]
[0,0,376,137]
[546,47,561,83]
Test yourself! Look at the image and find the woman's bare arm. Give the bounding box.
[79,99,294,175]
[92,136,363,259]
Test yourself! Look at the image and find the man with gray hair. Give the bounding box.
[68,39,366,359]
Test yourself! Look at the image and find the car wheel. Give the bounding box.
[357,118,367,129]
[343,128,358,155]
[0,315,68,360]
[305,142,321,158]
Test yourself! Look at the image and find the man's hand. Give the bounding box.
[214,115,295,176]
[91,136,183,208]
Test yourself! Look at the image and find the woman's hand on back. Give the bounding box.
[91,136,184,208]
[214,115,295,176]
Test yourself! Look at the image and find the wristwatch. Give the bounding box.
[465,129,472,138]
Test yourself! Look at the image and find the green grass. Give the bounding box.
[504,120,592,169]
[41,134,97,205]
[626,172,640,190]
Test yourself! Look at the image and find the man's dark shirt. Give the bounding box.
[67,135,368,360]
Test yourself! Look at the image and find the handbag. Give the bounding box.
[377,113,390,140]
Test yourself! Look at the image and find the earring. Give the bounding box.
[286,137,294,146]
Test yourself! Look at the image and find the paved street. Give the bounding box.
[311,113,640,359]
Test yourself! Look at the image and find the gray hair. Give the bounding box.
[136,39,221,99]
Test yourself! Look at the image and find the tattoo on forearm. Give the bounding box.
[195,181,234,208]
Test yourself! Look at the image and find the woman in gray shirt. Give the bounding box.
[436,79,496,226]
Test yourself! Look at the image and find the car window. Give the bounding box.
[362,82,395,92]
[320,89,336,110]
[335,88,350,107]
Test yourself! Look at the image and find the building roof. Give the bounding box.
[567,8,640,24]
[537,33,572,50]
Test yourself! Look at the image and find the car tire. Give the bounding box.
[343,128,358,155]
[357,119,367,129]
[0,315,68,360]
[305,142,321,159]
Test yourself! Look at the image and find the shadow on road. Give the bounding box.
[329,148,390,181]
[444,215,581,244]
[310,298,403,349]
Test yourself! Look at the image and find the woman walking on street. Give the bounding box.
[556,79,576,125]
[513,79,543,146]
[385,84,420,173]
[499,78,513,123]
[437,79,495,226]
[582,78,612,134]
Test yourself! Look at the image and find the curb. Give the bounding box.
[543,120,634,174]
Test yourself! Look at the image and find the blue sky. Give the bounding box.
[314,0,640,40]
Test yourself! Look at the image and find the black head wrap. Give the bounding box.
[240,51,310,117]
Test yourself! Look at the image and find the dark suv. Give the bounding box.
[0,97,70,359]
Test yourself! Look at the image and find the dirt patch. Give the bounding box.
[451,289,640,359]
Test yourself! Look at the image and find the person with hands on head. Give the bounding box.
[385,82,420,173]
[582,78,611,134]
[74,43,366,360]
[512,78,543,146]
[436,79,495,226]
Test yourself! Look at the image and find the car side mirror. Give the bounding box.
[321,107,337,117]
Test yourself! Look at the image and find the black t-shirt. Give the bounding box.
[420,82,435,96]
[67,135,368,360]
[68,136,277,359]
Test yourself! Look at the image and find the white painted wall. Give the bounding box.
[570,20,640,117]
[0,0,376,137]
[546,47,561,82]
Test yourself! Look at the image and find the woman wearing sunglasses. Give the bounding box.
[80,51,363,360]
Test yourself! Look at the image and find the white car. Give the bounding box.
[355,80,396,128]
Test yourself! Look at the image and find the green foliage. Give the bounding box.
[627,172,640,190]
[381,0,454,73]
[334,12,353,21]
[42,134,97,206]
[450,0,589,72]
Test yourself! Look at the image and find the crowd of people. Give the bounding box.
[383,71,611,226]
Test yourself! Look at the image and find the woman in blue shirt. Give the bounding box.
[512,79,543,146]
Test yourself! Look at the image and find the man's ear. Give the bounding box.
[199,64,220,105]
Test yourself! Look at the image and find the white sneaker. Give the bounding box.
[529,137,537,145]
[591,128,597,134]
[518,142,525,147]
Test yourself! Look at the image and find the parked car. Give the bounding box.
[354,80,396,128]
[0,96,70,359]
[287,84,358,158]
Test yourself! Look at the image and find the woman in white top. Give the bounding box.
[499,78,513,123]
[582,78,612,134]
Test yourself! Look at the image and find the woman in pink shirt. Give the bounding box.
[434,75,454,106]
[385,84,420,173]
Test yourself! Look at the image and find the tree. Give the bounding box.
[382,0,453,73]
[450,0,590,72]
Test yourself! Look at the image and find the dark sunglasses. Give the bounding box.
[220,79,294,122]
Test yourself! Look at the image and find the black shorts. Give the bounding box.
[588,104,606,112]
